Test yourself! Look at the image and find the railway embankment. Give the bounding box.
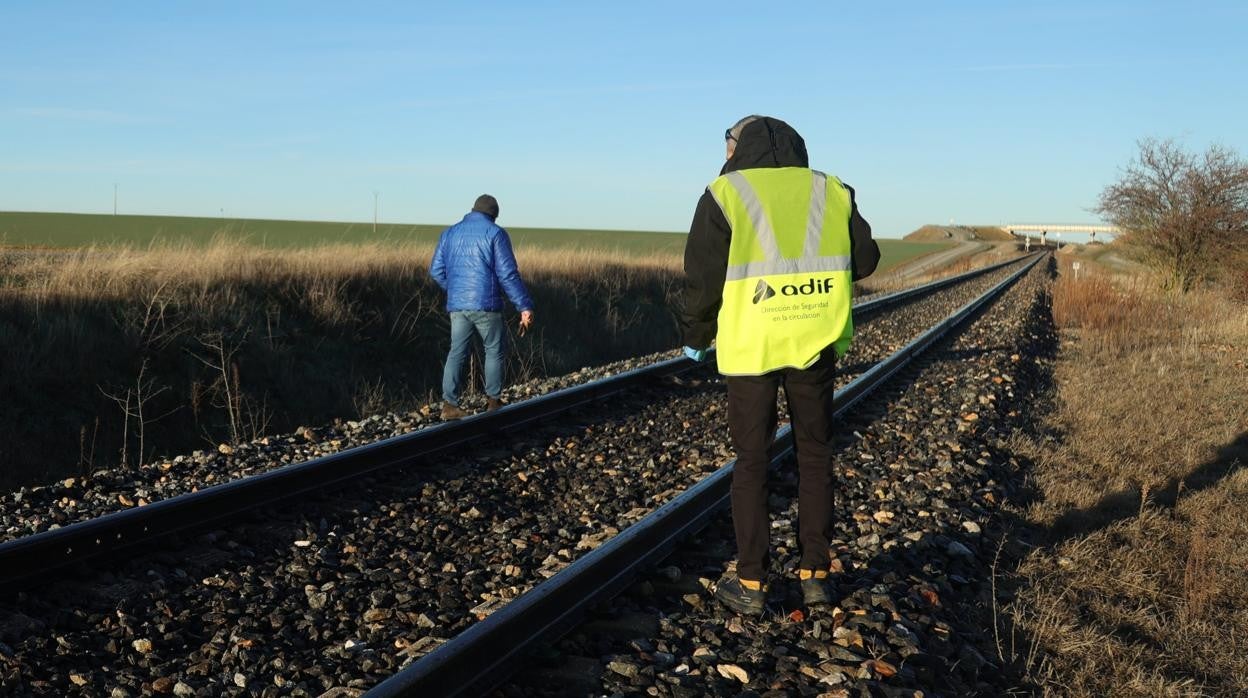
[0,244,682,491]
[992,258,1248,695]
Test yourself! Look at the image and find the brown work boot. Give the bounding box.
[440,401,470,421]
[486,397,505,412]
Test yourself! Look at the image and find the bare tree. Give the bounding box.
[507,323,547,385]
[188,330,269,444]
[78,417,100,476]
[134,281,185,350]
[1097,138,1248,292]
[100,359,176,469]
[389,291,434,343]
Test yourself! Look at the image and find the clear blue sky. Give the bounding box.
[2,1,1246,237]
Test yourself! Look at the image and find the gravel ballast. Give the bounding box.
[0,260,1038,696]
[508,260,1057,697]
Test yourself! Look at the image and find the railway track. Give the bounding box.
[521,256,1057,698]
[0,254,1031,566]
[0,254,1041,696]
[368,255,1046,697]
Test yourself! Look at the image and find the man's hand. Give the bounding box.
[683,346,709,362]
[519,310,534,336]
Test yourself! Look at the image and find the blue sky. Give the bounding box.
[2,1,1246,237]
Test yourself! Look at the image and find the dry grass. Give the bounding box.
[0,234,983,489]
[1,237,681,304]
[1001,261,1248,695]
[0,240,684,490]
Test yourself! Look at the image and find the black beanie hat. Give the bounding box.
[472,194,500,220]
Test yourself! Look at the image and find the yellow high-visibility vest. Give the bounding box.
[707,167,854,376]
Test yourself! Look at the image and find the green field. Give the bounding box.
[0,211,947,270]
[875,240,952,271]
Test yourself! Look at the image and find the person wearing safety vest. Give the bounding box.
[681,115,880,615]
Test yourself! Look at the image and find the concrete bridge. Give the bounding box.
[1002,223,1121,244]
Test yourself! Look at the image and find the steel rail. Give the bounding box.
[0,253,1035,595]
[852,252,1023,311]
[366,253,1045,698]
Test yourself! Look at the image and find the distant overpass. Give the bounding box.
[1000,223,1122,243]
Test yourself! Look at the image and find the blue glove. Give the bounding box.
[683,346,708,362]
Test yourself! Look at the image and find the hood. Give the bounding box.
[721,116,809,175]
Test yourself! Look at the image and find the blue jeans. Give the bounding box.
[442,311,505,405]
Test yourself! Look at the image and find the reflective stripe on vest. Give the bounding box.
[721,171,853,281]
[707,167,854,376]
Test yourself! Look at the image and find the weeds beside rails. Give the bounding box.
[0,240,683,490]
[1001,260,1248,695]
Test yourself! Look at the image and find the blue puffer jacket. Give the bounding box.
[431,211,534,313]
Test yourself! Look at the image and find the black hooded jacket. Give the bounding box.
[680,117,880,350]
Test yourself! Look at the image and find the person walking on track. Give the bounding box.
[680,115,880,614]
[431,194,535,420]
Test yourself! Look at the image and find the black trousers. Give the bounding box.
[725,351,836,582]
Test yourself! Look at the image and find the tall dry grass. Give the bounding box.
[1001,262,1248,695]
[2,238,681,304]
[0,240,683,490]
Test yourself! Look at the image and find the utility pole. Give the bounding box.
[373,190,379,234]
[113,183,118,216]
